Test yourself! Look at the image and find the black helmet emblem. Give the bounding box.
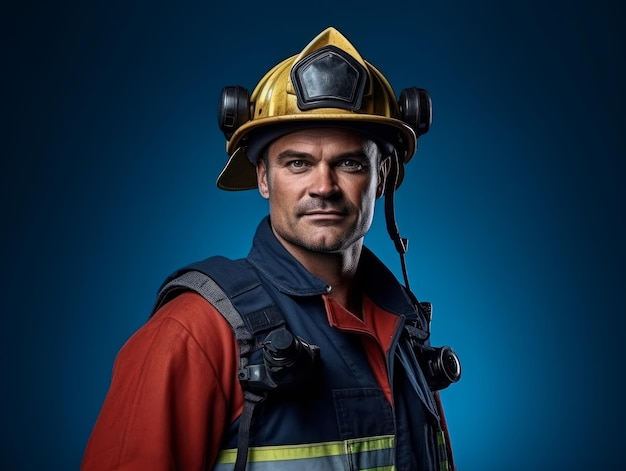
[291,45,368,111]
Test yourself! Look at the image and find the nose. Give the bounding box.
[308,165,340,199]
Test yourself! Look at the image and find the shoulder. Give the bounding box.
[119,291,238,368]
[152,290,234,334]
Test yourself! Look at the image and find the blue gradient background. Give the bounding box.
[2,1,624,469]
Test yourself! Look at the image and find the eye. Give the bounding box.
[287,160,310,172]
[338,159,366,172]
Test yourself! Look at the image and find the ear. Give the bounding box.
[256,158,270,199]
[376,156,391,198]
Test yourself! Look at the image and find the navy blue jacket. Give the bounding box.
[162,216,447,470]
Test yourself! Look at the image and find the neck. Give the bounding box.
[314,252,364,317]
[282,239,364,317]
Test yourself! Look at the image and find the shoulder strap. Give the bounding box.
[152,255,285,335]
[151,255,283,471]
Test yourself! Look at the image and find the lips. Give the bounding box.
[301,207,349,220]
[304,210,344,216]
[299,202,348,216]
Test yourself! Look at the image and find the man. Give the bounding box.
[81,27,460,470]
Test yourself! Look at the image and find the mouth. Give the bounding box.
[302,210,346,220]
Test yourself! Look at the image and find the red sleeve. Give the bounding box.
[81,292,244,470]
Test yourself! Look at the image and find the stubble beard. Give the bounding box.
[278,211,371,255]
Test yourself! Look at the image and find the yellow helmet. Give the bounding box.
[216,27,431,191]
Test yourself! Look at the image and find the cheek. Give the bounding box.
[268,186,293,212]
[265,180,288,211]
[355,179,380,204]
[268,175,302,202]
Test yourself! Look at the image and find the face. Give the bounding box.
[256,127,389,256]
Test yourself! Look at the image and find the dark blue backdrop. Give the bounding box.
[3,1,624,469]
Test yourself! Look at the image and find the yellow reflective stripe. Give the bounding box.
[216,435,395,464]
[346,435,394,455]
[435,431,449,471]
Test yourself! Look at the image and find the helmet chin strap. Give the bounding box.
[383,150,414,297]
[384,151,459,471]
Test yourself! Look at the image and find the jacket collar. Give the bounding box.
[247,216,417,318]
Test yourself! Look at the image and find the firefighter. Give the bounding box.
[82,27,460,470]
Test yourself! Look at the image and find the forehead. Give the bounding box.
[268,127,377,155]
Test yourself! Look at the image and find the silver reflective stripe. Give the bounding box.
[213,435,395,471]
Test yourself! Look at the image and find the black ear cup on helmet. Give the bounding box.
[218,86,251,140]
[399,87,432,138]
[217,85,431,151]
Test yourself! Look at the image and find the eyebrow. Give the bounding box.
[275,149,369,161]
